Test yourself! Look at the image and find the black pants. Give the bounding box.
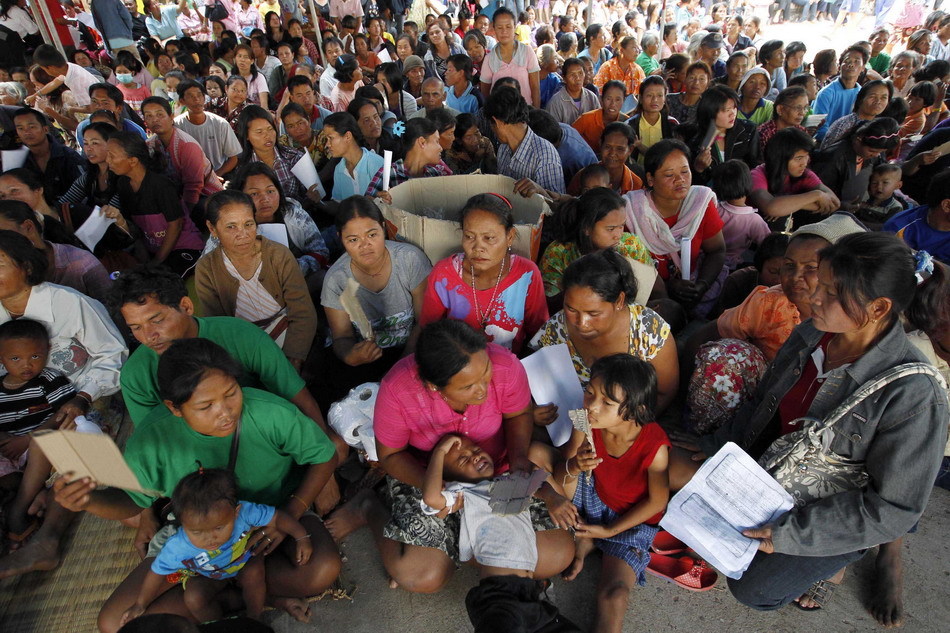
[465,576,582,633]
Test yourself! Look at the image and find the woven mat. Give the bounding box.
[0,396,138,633]
[0,514,139,632]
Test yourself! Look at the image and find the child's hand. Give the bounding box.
[294,535,313,566]
[532,403,558,426]
[434,435,462,456]
[574,442,602,473]
[575,522,615,539]
[119,604,146,627]
[544,493,580,530]
[376,190,393,205]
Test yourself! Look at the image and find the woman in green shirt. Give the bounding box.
[54,339,340,631]
[868,28,892,75]
[737,68,774,125]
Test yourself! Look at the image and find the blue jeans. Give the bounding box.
[728,548,867,610]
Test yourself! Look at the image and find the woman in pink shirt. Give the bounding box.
[479,8,541,107]
[325,319,574,593]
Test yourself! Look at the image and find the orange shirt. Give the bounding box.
[572,109,630,153]
[593,57,647,98]
[567,164,643,195]
[716,284,801,361]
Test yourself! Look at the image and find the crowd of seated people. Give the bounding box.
[0,2,947,632]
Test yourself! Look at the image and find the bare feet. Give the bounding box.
[325,489,373,543]
[315,477,342,517]
[272,596,312,623]
[0,537,60,579]
[871,541,904,628]
[561,537,594,582]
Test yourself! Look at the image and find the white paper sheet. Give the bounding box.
[377,47,393,64]
[521,344,584,446]
[803,113,828,128]
[291,153,326,199]
[74,206,115,252]
[258,223,289,247]
[382,150,393,191]
[679,237,691,280]
[660,442,794,579]
[2,146,29,172]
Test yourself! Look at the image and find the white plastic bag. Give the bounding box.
[328,383,380,461]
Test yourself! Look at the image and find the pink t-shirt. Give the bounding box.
[750,164,823,195]
[479,41,540,104]
[717,202,772,269]
[373,343,532,470]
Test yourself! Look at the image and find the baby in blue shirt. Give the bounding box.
[120,468,312,626]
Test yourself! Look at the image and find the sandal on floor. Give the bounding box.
[652,530,689,555]
[794,579,837,611]
[6,518,39,552]
[646,553,718,592]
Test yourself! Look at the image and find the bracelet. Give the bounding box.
[564,458,578,478]
[295,533,311,542]
[289,494,309,510]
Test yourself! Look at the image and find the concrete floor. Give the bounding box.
[262,487,950,633]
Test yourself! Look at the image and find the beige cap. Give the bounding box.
[403,55,424,72]
[791,212,867,244]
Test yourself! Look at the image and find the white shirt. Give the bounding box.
[0,6,38,34]
[0,283,127,401]
[174,112,243,170]
[64,62,99,107]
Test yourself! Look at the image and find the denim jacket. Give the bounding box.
[700,320,949,557]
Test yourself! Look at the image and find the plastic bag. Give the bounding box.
[328,383,380,461]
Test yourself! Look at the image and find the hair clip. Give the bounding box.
[914,250,934,285]
[488,192,513,208]
[863,132,900,140]
[392,120,406,138]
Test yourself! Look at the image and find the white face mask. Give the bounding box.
[116,73,133,84]
[167,90,178,101]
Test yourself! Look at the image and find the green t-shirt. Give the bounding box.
[124,388,334,508]
[868,53,890,75]
[120,316,306,425]
[738,100,774,125]
[636,52,659,77]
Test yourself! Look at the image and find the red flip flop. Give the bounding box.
[651,530,689,555]
[646,553,718,592]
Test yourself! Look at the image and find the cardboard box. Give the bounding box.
[376,175,551,263]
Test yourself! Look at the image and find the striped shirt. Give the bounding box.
[0,369,76,435]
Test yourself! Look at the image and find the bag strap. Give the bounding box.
[227,417,241,473]
[817,362,945,432]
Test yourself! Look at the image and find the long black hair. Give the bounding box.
[764,127,814,194]
[415,319,488,389]
[562,249,638,306]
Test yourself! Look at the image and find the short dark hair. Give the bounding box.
[563,249,638,306]
[713,159,753,202]
[425,107,457,133]
[140,96,172,115]
[601,79,626,98]
[157,338,243,408]
[527,109,562,145]
[107,265,188,317]
[205,190,255,226]
[589,354,657,425]
[0,318,49,346]
[88,82,125,106]
[0,230,48,285]
[286,74,313,94]
[909,80,938,108]
[447,53,473,81]
[280,101,309,122]
[925,169,950,208]
[484,85,529,125]
[753,232,790,271]
[172,468,239,523]
[178,79,205,99]
[415,319,488,389]
[32,44,67,68]
[601,121,635,146]
[12,107,47,128]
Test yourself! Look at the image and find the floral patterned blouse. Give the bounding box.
[529,304,670,385]
[539,233,654,297]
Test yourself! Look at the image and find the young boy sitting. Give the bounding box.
[856,163,906,229]
[0,319,77,547]
[423,434,580,633]
[885,169,950,264]
[576,163,611,193]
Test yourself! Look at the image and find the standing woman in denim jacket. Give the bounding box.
[673,233,949,626]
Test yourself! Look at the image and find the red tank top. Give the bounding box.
[592,422,671,522]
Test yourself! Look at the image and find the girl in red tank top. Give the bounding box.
[556,354,671,631]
